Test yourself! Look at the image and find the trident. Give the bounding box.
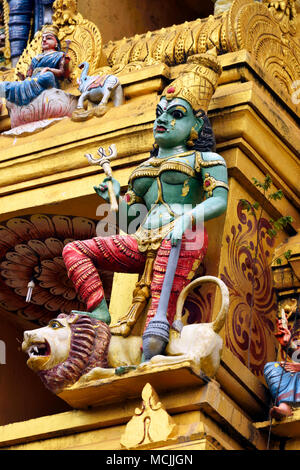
[85,144,119,212]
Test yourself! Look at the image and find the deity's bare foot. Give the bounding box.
[110,301,145,336]
[71,299,111,324]
[115,365,137,376]
[110,322,132,337]
[270,403,293,420]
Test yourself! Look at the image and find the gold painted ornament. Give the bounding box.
[181,179,190,197]
[187,126,199,147]
[120,383,178,449]
[101,0,300,108]
[162,51,222,113]
[203,172,229,198]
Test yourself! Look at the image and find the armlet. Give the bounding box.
[123,189,144,206]
[203,172,229,198]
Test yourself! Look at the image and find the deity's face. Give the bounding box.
[279,298,298,318]
[42,33,58,52]
[153,97,201,149]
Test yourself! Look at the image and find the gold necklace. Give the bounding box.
[148,150,195,167]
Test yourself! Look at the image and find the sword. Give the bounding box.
[142,238,182,361]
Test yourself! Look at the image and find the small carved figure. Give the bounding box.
[72,61,124,121]
[22,276,229,394]
[264,297,300,419]
[0,24,70,107]
[264,231,300,419]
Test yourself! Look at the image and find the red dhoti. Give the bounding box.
[62,229,208,328]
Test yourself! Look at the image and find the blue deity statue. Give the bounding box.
[0,24,69,106]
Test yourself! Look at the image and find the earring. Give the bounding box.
[187,126,198,147]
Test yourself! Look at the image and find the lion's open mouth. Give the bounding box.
[26,340,51,358]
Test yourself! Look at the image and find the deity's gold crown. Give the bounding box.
[41,24,60,37]
[162,51,222,113]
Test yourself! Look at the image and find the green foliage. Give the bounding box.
[274,250,292,266]
[269,190,284,201]
[241,175,293,238]
[267,216,293,239]
[240,199,252,212]
[252,174,272,191]
[240,199,259,214]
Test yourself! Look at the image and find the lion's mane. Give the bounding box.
[38,313,111,394]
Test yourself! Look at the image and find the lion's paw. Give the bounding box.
[76,367,116,385]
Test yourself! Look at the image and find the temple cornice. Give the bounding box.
[101,0,300,113]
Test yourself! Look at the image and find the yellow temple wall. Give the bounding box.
[0,409,241,450]
[0,372,269,450]
[77,0,214,44]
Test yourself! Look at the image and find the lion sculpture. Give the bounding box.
[22,276,229,395]
[22,313,142,394]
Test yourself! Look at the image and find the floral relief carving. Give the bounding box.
[0,214,113,326]
[220,201,277,376]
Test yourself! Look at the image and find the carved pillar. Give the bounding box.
[0,2,5,63]
[33,0,54,33]
[7,0,34,66]
[7,0,55,66]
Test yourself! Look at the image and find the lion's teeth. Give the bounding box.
[28,345,38,356]
[27,344,46,357]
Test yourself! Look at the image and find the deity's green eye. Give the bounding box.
[171,110,184,119]
[49,320,63,329]
[156,107,162,118]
